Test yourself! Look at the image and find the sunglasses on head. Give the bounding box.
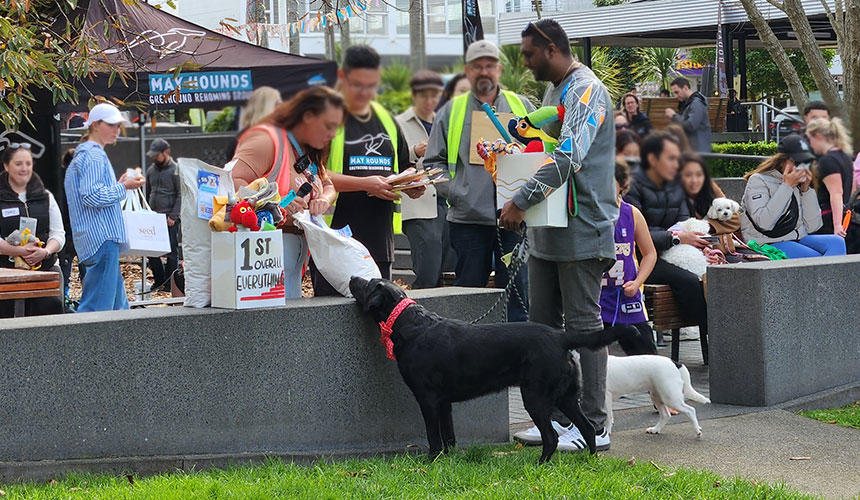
[522,22,554,44]
[8,142,31,150]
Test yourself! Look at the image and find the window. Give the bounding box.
[428,0,446,34]
[479,0,494,34]
[263,0,281,24]
[447,0,461,35]
[349,0,388,35]
[396,0,410,35]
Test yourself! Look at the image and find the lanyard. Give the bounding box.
[287,131,318,176]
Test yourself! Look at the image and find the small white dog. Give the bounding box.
[660,218,710,277]
[606,354,710,436]
[706,197,741,222]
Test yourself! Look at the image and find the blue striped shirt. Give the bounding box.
[64,141,128,262]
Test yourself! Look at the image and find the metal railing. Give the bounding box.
[739,100,804,144]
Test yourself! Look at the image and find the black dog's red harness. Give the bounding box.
[378,298,415,360]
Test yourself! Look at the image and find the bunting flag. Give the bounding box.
[224,0,364,42]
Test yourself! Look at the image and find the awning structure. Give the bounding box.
[498,0,838,98]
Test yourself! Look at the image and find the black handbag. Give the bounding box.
[749,193,799,238]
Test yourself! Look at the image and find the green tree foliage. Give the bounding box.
[204,107,236,133]
[498,44,545,106]
[572,46,625,102]
[746,49,835,100]
[634,47,679,92]
[0,0,149,129]
[377,90,412,115]
[606,47,642,95]
[380,59,412,93]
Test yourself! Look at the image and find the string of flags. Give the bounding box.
[219,0,372,43]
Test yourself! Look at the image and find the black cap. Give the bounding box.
[146,138,171,157]
[777,134,815,164]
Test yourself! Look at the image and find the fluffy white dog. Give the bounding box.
[660,218,710,277]
[706,197,741,221]
[606,354,710,436]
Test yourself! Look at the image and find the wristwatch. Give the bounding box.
[671,233,681,246]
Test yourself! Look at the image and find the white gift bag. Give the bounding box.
[496,152,568,228]
[292,212,380,298]
[178,157,236,308]
[211,231,285,309]
[120,188,171,257]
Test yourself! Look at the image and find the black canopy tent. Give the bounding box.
[14,0,337,194]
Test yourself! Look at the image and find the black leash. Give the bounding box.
[469,226,529,324]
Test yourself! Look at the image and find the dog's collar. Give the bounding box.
[378,298,416,360]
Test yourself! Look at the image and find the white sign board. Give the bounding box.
[496,152,568,228]
[211,231,285,309]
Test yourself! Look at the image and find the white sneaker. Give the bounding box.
[680,326,700,341]
[512,421,570,445]
[556,426,611,452]
[556,425,587,452]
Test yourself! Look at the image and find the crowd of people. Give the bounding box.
[2,16,858,454]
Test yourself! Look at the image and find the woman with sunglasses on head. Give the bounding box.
[0,143,66,317]
[621,92,652,138]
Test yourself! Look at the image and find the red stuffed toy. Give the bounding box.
[228,200,260,232]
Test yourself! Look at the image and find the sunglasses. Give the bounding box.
[615,124,629,130]
[7,142,31,150]
[522,22,554,45]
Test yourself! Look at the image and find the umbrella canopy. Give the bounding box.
[59,0,337,111]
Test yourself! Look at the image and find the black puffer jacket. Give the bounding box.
[623,169,690,252]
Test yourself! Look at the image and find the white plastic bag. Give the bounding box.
[292,212,380,298]
[178,157,235,308]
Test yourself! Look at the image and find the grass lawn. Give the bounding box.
[801,401,860,430]
[0,444,816,499]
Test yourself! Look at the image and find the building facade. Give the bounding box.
[178,0,596,68]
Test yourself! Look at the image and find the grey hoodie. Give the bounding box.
[740,169,822,244]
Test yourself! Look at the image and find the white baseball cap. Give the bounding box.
[84,103,129,127]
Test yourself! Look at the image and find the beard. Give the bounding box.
[532,64,549,82]
[474,77,497,96]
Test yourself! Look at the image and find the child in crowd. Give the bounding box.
[601,162,659,355]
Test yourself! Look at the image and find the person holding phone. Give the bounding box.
[741,135,845,258]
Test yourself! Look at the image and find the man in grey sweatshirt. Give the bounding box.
[502,19,617,452]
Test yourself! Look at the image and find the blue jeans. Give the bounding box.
[78,241,129,312]
[769,234,846,258]
[448,222,528,322]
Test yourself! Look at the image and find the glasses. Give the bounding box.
[615,123,629,130]
[8,142,31,150]
[522,22,554,44]
[468,61,499,73]
[344,78,378,94]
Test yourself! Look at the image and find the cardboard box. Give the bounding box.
[211,231,285,309]
[496,152,568,228]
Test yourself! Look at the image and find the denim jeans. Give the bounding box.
[78,241,129,312]
[448,222,528,322]
[769,234,846,258]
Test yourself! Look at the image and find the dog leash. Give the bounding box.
[469,226,530,324]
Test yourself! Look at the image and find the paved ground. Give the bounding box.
[508,337,860,500]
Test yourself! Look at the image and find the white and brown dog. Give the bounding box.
[606,354,710,436]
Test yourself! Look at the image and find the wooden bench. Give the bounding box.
[643,284,709,365]
[0,268,62,317]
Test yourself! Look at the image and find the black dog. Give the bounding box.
[349,276,628,463]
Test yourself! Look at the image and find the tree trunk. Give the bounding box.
[738,0,809,112]
[841,0,860,153]
[782,0,845,118]
[287,0,300,55]
[409,0,426,71]
[339,15,351,62]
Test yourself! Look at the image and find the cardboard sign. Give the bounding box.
[496,152,568,228]
[211,231,285,309]
[469,110,515,165]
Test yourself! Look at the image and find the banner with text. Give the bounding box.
[148,70,253,106]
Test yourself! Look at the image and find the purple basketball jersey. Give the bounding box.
[600,201,647,324]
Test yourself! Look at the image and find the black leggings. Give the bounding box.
[645,258,708,335]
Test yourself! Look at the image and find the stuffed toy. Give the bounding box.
[5,228,45,270]
[227,200,260,232]
[507,105,564,152]
[208,194,235,232]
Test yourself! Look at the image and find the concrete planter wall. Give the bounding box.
[0,288,508,480]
